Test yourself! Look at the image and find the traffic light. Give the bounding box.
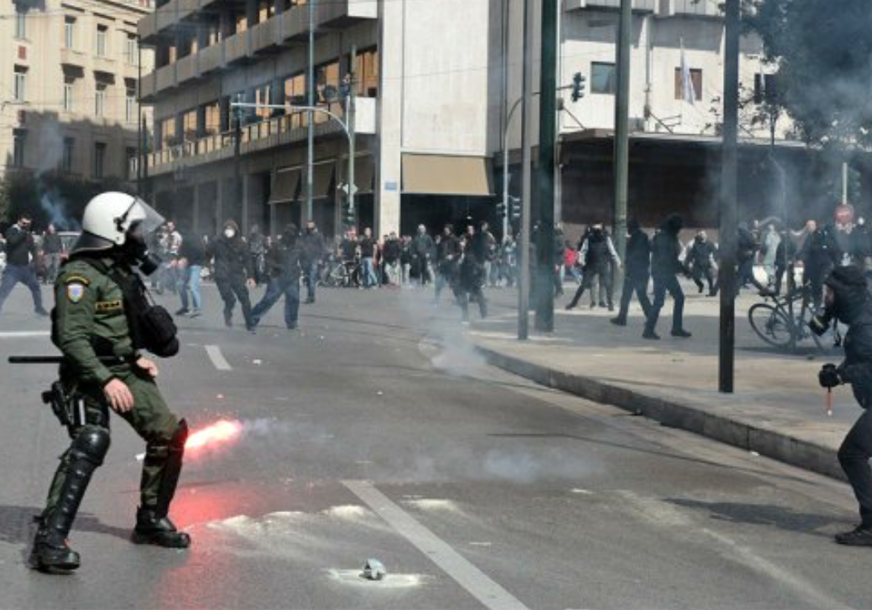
[342,202,355,227]
[509,196,521,220]
[496,201,507,219]
[571,72,586,103]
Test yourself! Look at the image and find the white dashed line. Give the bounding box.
[205,345,232,371]
[342,480,530,610]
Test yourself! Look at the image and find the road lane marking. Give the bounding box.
[205,345,232,371]
[342,480,530,610]
[0,331,51,338]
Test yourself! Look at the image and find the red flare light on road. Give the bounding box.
[186,419,243,452]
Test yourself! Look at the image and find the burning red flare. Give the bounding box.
[185,419,243,452]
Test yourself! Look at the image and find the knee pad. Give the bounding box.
[70,426,111,467]
[169,419,189,454]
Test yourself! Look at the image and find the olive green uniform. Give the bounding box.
[42,256,181,516]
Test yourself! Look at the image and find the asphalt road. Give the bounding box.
[0,280,870,609]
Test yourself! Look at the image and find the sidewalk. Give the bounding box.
[468,283,855,480]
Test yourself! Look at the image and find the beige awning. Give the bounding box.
[402,154,493,196]
[312,162,335,199]
[351,155,374,194]
[270,167,301,204]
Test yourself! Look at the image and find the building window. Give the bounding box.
[355,48,379,98]
[126,88,137,123]
[63,77,75,112]
[62,137,75,173]
[258,0,274,23]
[95,83,107,117]
[182,108,197,141]
[159,117,177,149]
[284,73,306,128]
[13,66,26,102]
[315,60,341,122]
[254,84,272,120]
[14,4,26,40]
[12,129,26,168]
[96,25,108,57]
[591,62,616,95]
[125,147,136,179]
[64,17,76,49]
[94,142,107,179]
[674,67,703,101]
[126,34,137,64]
[203,101,221,135]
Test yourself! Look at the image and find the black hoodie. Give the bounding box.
[650,215,684,278]
[829,266,872,408]
[209,220,252,281]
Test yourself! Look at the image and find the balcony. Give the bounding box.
[140,72,157,100]
[224,31,249,65]
[564,0,657,11]
[134,98,376,177]
[176,53,198,84]
[155,63,176,91]
[250,19,278,55]
[661,0,722,17]
[198,43,223,75]
[60,47,85,68]
[92,55,116,76]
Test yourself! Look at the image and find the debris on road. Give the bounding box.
[362,559,386,581]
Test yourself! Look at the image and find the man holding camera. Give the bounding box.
[0,213,49,316]
[816,265,872,545]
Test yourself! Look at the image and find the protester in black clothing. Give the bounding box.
[250,224,303,331]
[248,225,267,285]
[815,266,872,545]
[412,225,434,286]
[565,223,620,311]
[301,221,326,303]
[452,241,487,323]
[611,219,652,326]
[208,220,255,330]
[358,228,378,288]
[383,232,402,286]
[644,214,691,340]
[435,225,460,302]
[400,236,414,286]
[0,213,47,316]
[736,223,761,293]
[687,231,718,296]
[773,234,796,296]
[800,221,840,310]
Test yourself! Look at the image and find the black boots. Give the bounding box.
[132,507,191,548]
[30,517,81,572]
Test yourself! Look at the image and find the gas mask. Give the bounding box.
[122,223,161,276]
[224,229,236,239]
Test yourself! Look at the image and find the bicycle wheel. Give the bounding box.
[748,303,793,349]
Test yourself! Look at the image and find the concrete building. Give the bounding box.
[1,0,153,181]
[136,0,498,238]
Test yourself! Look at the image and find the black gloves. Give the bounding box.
[819,363,842,389]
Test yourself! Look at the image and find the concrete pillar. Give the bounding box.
[375,0,402,236]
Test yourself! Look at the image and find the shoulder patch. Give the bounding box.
[64,275,91,286]
[66,283,86,303]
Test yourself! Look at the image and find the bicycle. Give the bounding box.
[322,257,361,288]
[748,286,825,352]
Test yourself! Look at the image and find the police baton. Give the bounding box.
[8,356,124,364]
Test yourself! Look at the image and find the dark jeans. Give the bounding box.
[692,265,715,293]
[216,275,252,326]
[305,261,319,301]
[839,408,872,527]
[454,286,487,321]
[0,264,44,313]
[615,275,652,322]
[645,274,685,333]
[250,276,300,329]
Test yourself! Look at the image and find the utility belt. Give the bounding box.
[42,380,110,436]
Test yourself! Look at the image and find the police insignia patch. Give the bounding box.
[67,283,85,303]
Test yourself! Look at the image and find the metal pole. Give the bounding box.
[719,0,740,394]
[306,0,315,222]
[843,161,849,205]
[613,0,632,269]
[137,34,142,196]
[535,0,558,333]
[503,98,523,243]
[519,0,534,341]
[348,45,357,229]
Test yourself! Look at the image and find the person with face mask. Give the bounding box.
[0,213,49,316]
[208,220,256,331]
[644,214,691,340]
[611,219,652,326]
[686,230,718,296]
[30,193,190,573]
[565,222,621,311]
[815,266,872,546]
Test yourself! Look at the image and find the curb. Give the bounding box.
[475,344,845,481]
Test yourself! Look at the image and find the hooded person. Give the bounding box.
[31,193,190,573]
[207,220,255,331]
[611,219,652,326]
[644,214,691,340]
[565,222,621,311]
[815,265,872,545]
[249,224,303,331]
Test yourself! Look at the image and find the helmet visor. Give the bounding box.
[121,197,165,237]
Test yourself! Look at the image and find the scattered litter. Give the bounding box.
[377,391,384,396]
[322,505,368,520]
[135,453,145,462]
[468,541,492,547]
[362,559,386,581]
[327,569,428,589]
[750,451,760,457]
[216,394,225,400]
[570,488,593,495]
[403,499,459,512]
[252,359,263,365]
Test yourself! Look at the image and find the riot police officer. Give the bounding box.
[30,193,190,572]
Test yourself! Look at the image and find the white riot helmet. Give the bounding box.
[74,192,164,254]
